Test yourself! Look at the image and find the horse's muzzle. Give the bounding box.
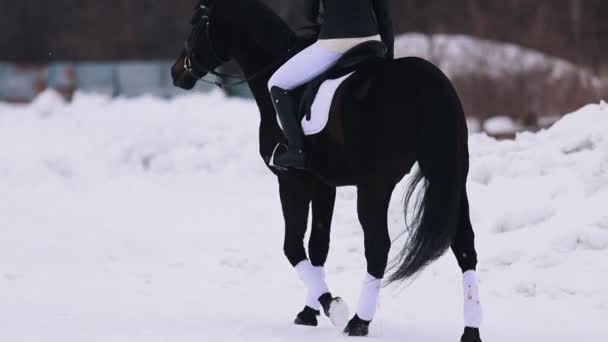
[171,56,199,90]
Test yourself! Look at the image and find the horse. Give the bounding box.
[171,0,483,340]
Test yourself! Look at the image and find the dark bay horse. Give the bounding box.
[172,0,483,340]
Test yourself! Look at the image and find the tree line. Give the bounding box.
[1,0,606,74]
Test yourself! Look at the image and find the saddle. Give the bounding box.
[295,41,388,121]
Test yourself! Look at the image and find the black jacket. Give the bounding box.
[302,0,395,59]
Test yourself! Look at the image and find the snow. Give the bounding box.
[395,33,601,83]
[1,90,607,341]
[483,116,519,136]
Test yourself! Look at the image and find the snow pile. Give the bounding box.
[395,33,601,84]
[0,91,607,341]
[0,90,263,182]
[466,104,608,301]
[482,116,519,136]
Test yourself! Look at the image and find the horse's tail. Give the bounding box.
[388,86,468,283]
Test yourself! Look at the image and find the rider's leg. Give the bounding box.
[269,87,307,169]
[268,42,343,91]
[268,43,342,169]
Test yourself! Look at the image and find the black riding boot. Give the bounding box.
[270,86,307,170]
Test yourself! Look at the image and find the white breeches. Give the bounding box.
[267,35,381,91]
[318,35,381,53]
[268,42,342,91]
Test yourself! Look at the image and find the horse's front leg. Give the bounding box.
[343,179,394,337]
[308,179,336,268]
[278,173,348,327]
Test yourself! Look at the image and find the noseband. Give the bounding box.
[183,2,231,85]
[183,0,293,88]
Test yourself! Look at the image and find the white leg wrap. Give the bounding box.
[463,270,483,328]
[295,260,329,310]
[305,290,321,311]
[356,273,382,321]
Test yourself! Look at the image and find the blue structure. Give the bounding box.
[0,61,251,102]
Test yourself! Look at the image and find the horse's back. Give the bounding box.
[341,56,460,103]
[328,56,464,133]
[311,56,467,184]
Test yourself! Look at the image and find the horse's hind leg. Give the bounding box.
[451,190,483,342]
[344,180,394,337]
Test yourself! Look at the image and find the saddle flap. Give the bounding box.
[298,41,388,121]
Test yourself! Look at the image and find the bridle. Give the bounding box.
[183,0,293,88]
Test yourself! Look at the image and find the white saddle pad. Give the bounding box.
[278,72,354,136]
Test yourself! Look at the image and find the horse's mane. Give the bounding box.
[219,0,296,56]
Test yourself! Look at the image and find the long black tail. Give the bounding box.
[388,86,468,283]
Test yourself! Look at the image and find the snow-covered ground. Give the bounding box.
[1,90,607,342]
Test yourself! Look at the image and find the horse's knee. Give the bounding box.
[283,237,306,267]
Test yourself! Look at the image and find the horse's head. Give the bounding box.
[172,0,231,90]
[172,0,298,90]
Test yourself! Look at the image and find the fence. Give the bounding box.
[0,61,252,103]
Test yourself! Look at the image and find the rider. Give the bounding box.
[268,0,394,169]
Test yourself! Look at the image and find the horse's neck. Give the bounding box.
[226,0,294,76]
[226,4,297,159]
[227,38,284,159]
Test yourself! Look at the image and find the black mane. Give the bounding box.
[218,0,297,57]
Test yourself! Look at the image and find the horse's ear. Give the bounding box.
[191,0,214,25]
[193,0,207,10]
[194,0,215,9]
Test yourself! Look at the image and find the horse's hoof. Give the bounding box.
[343,315,371,337]
[294,306,319,327]
[460,327,482,342]
[319,293,350,327]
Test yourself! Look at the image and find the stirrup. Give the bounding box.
[268,143,288,171]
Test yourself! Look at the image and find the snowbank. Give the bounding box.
[395,33,607,129]
[395,33,601,83]
[0,91,606,341]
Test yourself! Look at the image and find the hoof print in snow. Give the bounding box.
[514,281,537,297]
[594,216,608,230]
[3,274,17,281]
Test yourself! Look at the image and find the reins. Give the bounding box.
[184,42,291,89]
